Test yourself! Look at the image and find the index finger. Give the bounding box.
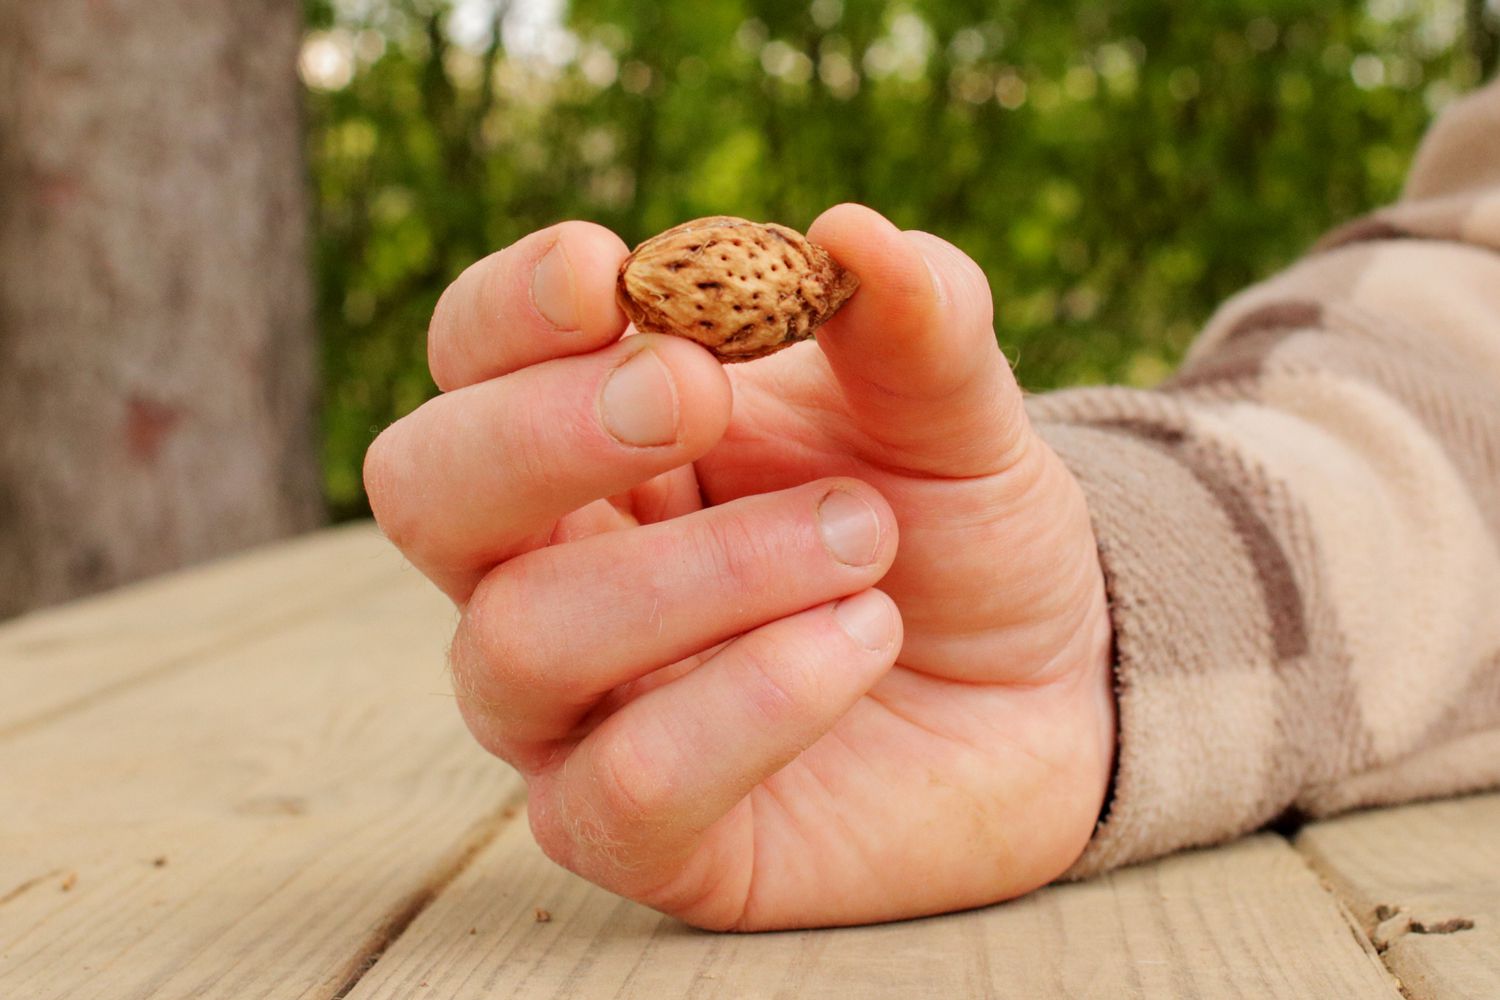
[428,221,632,392]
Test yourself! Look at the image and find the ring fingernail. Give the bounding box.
[835,591,895,650]
[818,489,881,565]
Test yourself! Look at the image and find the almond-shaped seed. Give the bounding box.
[616,216,860,363]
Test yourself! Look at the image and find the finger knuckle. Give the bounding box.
[504,402,569,497]
[362,428,420,552]
[697,513,776,594]
[526,785,579,869]
[534,772,644,885]
[737,636,823,726]
[474,248,514,341]
[589,731,673,838]
[449,678,521,762]
[426,285,463,390]
[451,613,566,773]
[461,564,554,703]
[361,429,395,516]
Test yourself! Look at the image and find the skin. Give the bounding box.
[364,204,1116,931]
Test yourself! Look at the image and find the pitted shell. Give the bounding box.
[616,216,860,362]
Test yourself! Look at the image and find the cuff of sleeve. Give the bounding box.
[1031,400,1300,879]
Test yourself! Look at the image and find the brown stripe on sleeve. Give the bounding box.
[1087,414,1379,797]
[1090,419,1309,661]
[1186,244,1385,364]
[1251,324,1500,553]
[1219,300,1326,342]
[1036,397,1384,874]
[1027,77,1500,882]
[1162,300,1325,392]
[1035,421,1287,876]
[1313,216,1418,250]
[1315,195,1487,254]
[1167,326,1307,391]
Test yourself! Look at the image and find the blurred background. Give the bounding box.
[306,0,1498,517]
[2,0,1496,618]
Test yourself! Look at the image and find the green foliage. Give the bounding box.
[304,0,1496,519]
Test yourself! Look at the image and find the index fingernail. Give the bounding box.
[531,241,580,331]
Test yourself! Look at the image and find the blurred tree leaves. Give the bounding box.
[303,0,1496,518]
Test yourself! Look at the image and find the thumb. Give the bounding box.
[808,203,1029,479]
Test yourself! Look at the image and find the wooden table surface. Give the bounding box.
[2,524,1494,999]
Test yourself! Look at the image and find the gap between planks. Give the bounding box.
[339,824,1404,999]
[8,523,1477,998]
[1288,794,1500,1000]
[330,785,531,1000]
[1291,843,1418,1000]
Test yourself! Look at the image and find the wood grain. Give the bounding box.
[0,523,404,736]
[1295,794,1500,1000]
[345,822,1401,1000]
[6,525,1485,1000]
[0,558,524,1000]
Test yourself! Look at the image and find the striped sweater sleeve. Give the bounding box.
[1029,76,1500,878]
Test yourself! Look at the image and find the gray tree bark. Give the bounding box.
[0,0,322,619]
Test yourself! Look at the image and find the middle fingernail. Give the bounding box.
[818,490,881,566]
[531,241,580,331]
[601,349,679,447]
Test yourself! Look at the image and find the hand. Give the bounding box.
[364,204,1115,930]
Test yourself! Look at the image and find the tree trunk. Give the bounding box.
[0,0,322,619]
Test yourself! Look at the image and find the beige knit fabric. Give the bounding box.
[1030,76,1500,879]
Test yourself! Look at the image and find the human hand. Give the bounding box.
[364,204,1115,930]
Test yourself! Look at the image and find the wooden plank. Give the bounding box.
[1295,794,1500,1000]
[0,565,525,1000]
[0,523,409,736]
[345,822,1401,1000]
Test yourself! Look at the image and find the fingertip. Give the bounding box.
[429,221,633,392]
[807,202,896,247]
[626,333,734,456]
[815,475,900,569]
[808,211,953,396]
[832,587,903,654]
[549,220,632,341]
[807,201,881,239]
[808,205,938,323]
[361,423,399,533]
[902,230,996,327]
[552,218,631,255]
[804,203,1035,477]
